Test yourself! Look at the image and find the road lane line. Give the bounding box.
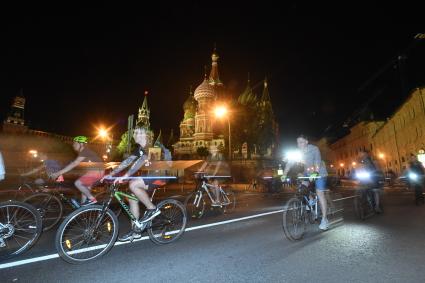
[333,196,356,202]
[0,209,285,269]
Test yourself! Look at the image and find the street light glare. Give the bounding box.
[214,106,228,118]
[99,128,108,139]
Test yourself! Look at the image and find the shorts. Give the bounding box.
[78,171,104,187]
[315,177,327,192]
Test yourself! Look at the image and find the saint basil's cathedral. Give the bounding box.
[173,49,279,160]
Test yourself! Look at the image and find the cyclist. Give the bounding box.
[101,126,161,241]
[198,157,230,206]
[406,153,425,205]
[21,152,63,187]
[282,134,330,230]
[355,149,384,213]
[50,136,103,206]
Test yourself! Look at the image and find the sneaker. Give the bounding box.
[140,208,161,223]
[80,198,97,206]
[118,229,142,242]
[319,218,329,231]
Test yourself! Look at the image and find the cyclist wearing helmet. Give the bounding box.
[50,135,104,206]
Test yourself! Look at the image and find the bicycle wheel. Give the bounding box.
[220,189,236,214]
[148,199,187,245]
[0,201,42,260]
[13,183,34,200]
[55,205,119,264]
[282,197,306,241]
[23,193,63,231]
[184,191,206,219]
[95,191,122,217]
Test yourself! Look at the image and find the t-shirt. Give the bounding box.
[77,147,103,171]
[78,147,102,163]
[132,145,147,158]
[301,144,328,177]
[43,159,61,175]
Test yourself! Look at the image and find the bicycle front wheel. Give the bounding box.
[24,193,63,231]
[220,189,236,214]
[185,191,206,219]
[148,199,187,245]
[55,205,119,264]
[0,201,42,260]
[282,197,306,241]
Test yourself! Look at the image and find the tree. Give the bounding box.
[116,131,135,157]
[196,147,209,159]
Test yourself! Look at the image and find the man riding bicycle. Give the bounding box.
[282,135,329,230]
[355,149,384,213]
[50,136,104,206]
[102,125,161,241]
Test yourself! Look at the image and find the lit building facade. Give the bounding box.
[327,87,425,176]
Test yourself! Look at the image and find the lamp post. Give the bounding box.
[98,127,110,161]
[214,106,231,160]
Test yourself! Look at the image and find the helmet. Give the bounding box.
[73,136,88,143]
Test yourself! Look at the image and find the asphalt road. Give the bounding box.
[1,187,424,283]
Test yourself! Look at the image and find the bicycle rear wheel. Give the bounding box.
[0,201,42,260]
[23,193,63,231]
[148,199,187,245]
[220,189,236,214]
[184,191,206,219]
[55,205,118,264]
[282,197,306,241]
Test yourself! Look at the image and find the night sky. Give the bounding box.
[1,3,424,148]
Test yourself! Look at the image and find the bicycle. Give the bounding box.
[0,200,42,260]
[353,170,384,220]
[55,177,187,264]
[282,176,340,241]
[184,172,236,219]
[353,186,383,220]
[22,181,84,231]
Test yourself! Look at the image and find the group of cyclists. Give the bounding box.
[3,130,424,244]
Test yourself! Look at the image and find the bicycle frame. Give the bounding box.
[97,184,158,230]
[193,180,229,207]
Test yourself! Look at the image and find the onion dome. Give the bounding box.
[194,76,215,101]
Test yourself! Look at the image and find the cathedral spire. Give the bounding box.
[137,90,151,128]
[261,77,271,102]
[209,46,222,86]
[238,72,256,106]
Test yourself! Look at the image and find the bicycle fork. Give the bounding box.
[193,191,203,207]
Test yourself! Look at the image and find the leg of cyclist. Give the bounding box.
[119,179,160,242]
[373,189,382,212]
[128,179,157,218]
[316,177,329,230]
[212,179,221,205]
[74,172,100,206]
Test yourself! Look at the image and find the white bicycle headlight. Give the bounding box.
[408,172,418,181]
[356,171,371,180]
[285,150,302,162]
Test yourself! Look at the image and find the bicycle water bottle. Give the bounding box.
[70,198,81,209]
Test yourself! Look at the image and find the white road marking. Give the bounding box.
[0,209,285,269]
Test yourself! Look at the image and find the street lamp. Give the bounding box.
[214,106,231,160]
[97,127,113,160]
